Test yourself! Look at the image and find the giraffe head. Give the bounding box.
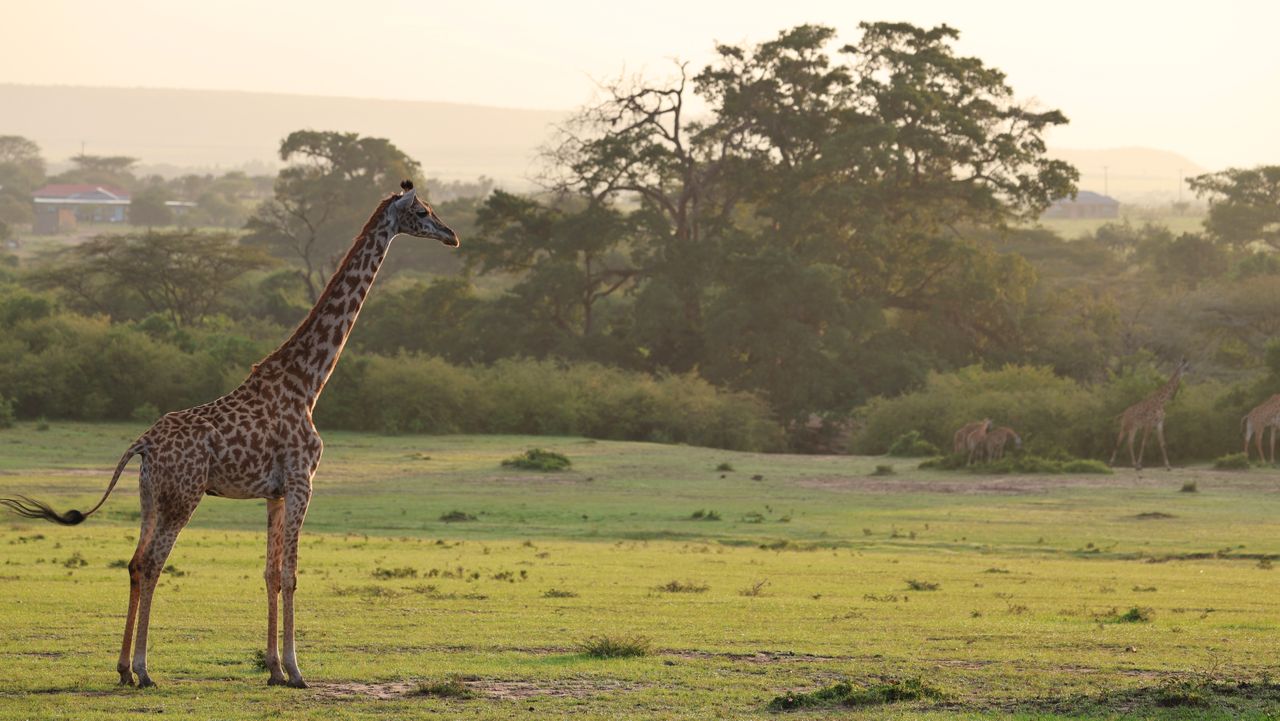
[390,180,459,247]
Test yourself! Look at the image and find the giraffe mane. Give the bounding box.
[260,194,399,367]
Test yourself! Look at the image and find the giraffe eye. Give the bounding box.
[415,209,428,218]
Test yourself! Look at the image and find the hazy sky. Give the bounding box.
[2,0,1277,169]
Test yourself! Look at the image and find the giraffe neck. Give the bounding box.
[1153,369,1184,406]
[259,201,396,409]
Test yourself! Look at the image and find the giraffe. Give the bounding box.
[1241,393,1280,464]
[953,419,992,465]
[1108,358,1190,471]
[981,426,1021,462]
[0,180,457,689]
[953,419,991,456]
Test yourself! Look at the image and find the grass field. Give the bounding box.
[3,422,1280,719]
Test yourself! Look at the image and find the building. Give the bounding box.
[1041,190,1120,219]
[32,184,131,234]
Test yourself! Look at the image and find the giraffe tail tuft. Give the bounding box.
[0,496,86,525]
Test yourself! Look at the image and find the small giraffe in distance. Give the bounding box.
[953,419,992,465]
[0,181,458,689]
[1242,393,1280,464]
[1108,358,1190,471]
[982,426,1022,462]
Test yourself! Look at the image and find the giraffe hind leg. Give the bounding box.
[1156,422,1171,470]
[117,479,157,685]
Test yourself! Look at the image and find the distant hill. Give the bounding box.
[0,84,568,186]
[2,85,1212,205]
[1046,147,1208,204]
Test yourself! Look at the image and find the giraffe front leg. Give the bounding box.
[264,498,287,686]
[280,484,312,689]
[1135,428,1149,471]
[1109,426,1126,467]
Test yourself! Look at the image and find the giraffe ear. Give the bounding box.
[393,187,417,209]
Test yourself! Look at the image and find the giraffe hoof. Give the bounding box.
[136,676,156,689]
[118,675,135,687]
[267,676,289,687]
[286,678,309,689]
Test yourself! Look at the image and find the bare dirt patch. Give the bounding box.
[310,677,644,701]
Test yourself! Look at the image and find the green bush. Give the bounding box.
[1213,452,1251,470]
[769,678,941,711]
[316,356,783,451]
[502,448,571,472]
[887,430,939,457]
[0,393,14,429]
[858,363,1249,464]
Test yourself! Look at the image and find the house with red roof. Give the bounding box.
[31,184,132,234]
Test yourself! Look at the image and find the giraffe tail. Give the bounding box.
[0,444,142,526]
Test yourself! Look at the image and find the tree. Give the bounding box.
[548,22,1076,414]
[51,154,138,188]
[546,62,737,371]
[129,186,174,227]
[1189,166,1280,250]
[31,230,275,327]
[244,131,421,300]
[466,191,641,349]
[0,135,46,224]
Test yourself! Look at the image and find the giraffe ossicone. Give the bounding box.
[0,181,458,688]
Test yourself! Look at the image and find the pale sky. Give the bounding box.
[1,0,1278,169]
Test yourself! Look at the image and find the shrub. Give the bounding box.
[1214,452,1251,470]
[887,430,939,457]
[768,678,941,711]
[439,510,476,522]
[542,588,578,598]
[576,634,650,658]
[0,393,13,429]
[905,579,940,591]
[1114,606,1153,623]
[654,580,709,593]
[1181,481,1199,493]
[502,448,571,471]
[871,464,895,476]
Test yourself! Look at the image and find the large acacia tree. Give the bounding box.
[545,22,1077,416]
[244,131,420,300]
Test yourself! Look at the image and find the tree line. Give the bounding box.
[3,21,1280,455]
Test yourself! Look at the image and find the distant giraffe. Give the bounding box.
[953,419,992,465]
[982,426,1022,462]
[1108,359,1191,470]
[0,181,458,689]
[1242,394,1280,463]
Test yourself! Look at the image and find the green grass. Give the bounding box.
[3,421,1280,719]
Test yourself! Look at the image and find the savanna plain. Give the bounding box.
[2,422,1280,720]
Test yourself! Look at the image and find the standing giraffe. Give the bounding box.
[952,419,992,465]
[1242,394,1280,463]
[1108,359,1190,471]
[981,426,1022,462]
[0,181,457,689]
[953,419,991,456]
